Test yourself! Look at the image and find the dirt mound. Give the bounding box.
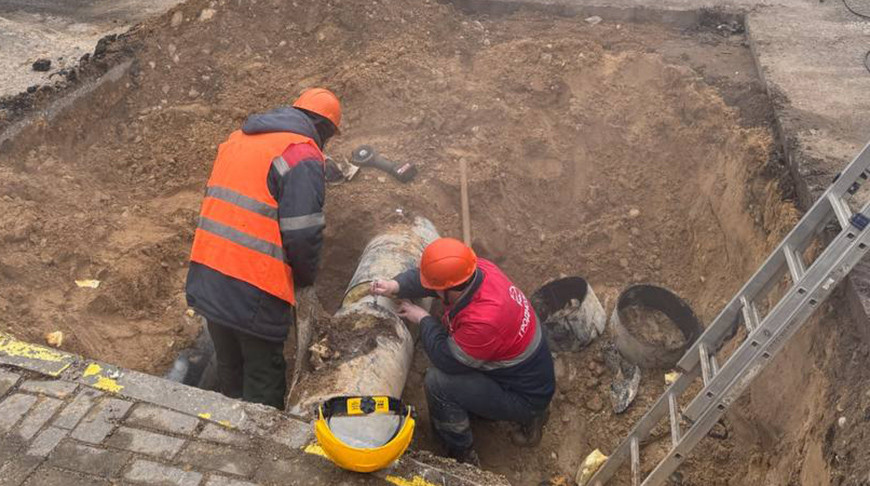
[621,306,686,349]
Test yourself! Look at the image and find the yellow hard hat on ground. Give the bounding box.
[314,396,415,473]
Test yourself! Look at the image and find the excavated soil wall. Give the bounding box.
[2,0,865,484]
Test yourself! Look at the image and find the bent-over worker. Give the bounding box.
[371,238,555,464]
[185,88,341,409]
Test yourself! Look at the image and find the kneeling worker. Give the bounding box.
[371,238,555,464]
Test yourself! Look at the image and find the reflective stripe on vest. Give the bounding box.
[189,130,322,305]
[446,316,543,371]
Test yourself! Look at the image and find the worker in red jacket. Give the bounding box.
[186,88,341,409]
[371,238,555,464]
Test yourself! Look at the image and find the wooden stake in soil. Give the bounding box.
[460,158,471,245]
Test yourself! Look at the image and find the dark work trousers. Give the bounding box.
[424,367,541,454]
[207,321,287,410]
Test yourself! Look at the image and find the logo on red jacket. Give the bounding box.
[509,286,532,338]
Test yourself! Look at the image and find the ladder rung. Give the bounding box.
[699,344,714,386]
[668,392,680,448]
[829,193,852,228]
[630,436,640,486]
[784,245,805,282]
[740,296,759,333]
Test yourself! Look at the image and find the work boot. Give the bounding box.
[448,447,481,467]
[510,409,550,447]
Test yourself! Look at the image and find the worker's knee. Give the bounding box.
[423,367,445,394]
[426,367,464,402]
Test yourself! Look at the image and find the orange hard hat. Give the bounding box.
[293,88,342,131]
[420,238,478,290]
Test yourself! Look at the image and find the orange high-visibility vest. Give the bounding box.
[189,130,322,305]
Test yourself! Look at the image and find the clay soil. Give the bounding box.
[620,306,686,349]
[307,310,398,370]
[3,0,853,484]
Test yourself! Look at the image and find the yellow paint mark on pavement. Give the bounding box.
[0,333,74,376]
[93,376,124,393]
[384,475,439,486]
[83,363,102,377]
[217,420,234,428]
[0,336,70,362]
[304,443,327,458]
[198,412,212,420]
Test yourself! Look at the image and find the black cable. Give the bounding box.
[865,49,870,74]
[843,0,870,19]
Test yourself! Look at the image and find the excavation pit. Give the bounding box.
[0,0,809,484]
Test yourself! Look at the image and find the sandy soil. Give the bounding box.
[620,306,686,349]
[4,0,857,484]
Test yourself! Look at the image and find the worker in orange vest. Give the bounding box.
[185,88,341,409]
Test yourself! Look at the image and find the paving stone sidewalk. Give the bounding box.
[0,333,507,486]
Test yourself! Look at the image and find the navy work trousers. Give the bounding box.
[424,367,543,453]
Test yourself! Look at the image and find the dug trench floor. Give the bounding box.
[1,0,868,484]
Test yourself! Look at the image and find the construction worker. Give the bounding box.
[185,88,341,409]
[370,238,555,464]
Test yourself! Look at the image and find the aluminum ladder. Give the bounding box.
[588,140,870,486]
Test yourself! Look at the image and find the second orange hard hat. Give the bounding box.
[293,88,342,131]
[420,238,478,290]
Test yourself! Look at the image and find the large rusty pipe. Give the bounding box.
[287,217,438,447]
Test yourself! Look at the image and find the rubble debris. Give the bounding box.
[93,34,117,58]
[199,8,216,22]
[604,342,641,414]
[531,277,606,352]
[32,59,51,72]
[585,394,604,412]
[44,331,63,348]
[308,339,331,370]
[171,11,184,27]
[584,16,603,26]
[622,306,685,349]
[576,449,608,486]
[540,474,570,486]
[717,21,745,36]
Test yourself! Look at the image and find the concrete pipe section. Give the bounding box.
[610,284,703,369]
[530,276,606,352]
[287,216,438,448]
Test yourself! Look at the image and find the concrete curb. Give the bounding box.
[0,332,508,486]
[0,331,309,443]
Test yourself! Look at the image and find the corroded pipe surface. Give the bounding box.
[287,217,438,447]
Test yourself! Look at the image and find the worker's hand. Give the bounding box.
[370,279,399,297]
[396,300,430,325]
